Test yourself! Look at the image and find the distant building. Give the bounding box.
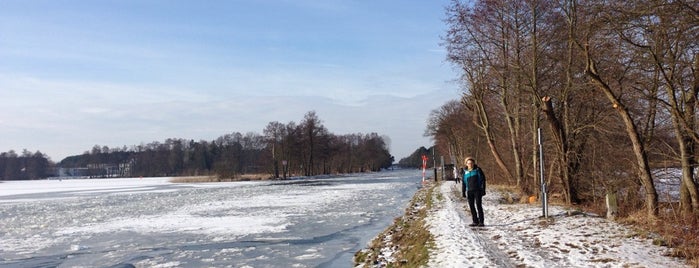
[55,159,134,179]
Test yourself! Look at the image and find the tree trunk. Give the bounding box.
[679,147,696,217]
[469,96,515,183]
[679,55,699,216]
[669,90,699,217]
[662,53,699,217]
[541,96,575,204]
[503,97,524,189]
[585,47,659,217]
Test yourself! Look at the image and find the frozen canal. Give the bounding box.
[0,169,422,267]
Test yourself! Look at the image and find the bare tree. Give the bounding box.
[298,111,327,176]
[425,100,471,165]
[612,0,699,216]
[576,0,659,216]
[264,121,286,178]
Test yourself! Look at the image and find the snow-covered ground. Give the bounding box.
[426,181,689,267]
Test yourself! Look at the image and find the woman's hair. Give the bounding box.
[465,157,476,164]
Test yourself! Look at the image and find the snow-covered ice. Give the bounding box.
[0,172,422,267]
[426,181,689,267]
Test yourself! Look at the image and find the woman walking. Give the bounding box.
[463,157,486,227]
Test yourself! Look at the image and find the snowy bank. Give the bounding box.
[426,181,689,267]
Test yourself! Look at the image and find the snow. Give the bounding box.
[0,177,285,261]
[425,181,689,267]
[0,173,419,267]
[0,173,690,267]
[0,177,175,197]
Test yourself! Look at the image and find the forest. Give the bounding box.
[0,111,394,180]
[425,0,697,259]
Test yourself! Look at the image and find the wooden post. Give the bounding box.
[606,191,618,220]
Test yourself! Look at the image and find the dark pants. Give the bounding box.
[467,190,484,225]
[461,182,466,197]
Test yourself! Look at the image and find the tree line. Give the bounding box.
[0,150,51,180]
[431,0,698,220]
[398,147,432,168]
[0,111,394,180]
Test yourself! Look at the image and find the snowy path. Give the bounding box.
[426,181,689,267]
[425,182,512,267]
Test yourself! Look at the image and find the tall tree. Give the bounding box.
[299,111,327,176]
[264,121,286,178]
[612,0,699,216]
[576,0,673,217]
[425,100,472,166]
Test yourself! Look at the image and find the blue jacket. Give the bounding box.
[463,166,486,192]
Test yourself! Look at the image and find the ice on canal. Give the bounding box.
[0,170,422,267]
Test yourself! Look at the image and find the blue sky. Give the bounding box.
[0,0,460,162]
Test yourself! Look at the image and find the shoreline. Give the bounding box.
[354,179,692,267]
[354,180,437,267]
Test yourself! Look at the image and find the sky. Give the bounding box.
[0,0,461,162]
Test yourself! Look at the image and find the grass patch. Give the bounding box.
[169,176,218,183]
[619,209,699,266]
[652,215,699,265]
[488,184,523,204]
[354,181,437,267]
